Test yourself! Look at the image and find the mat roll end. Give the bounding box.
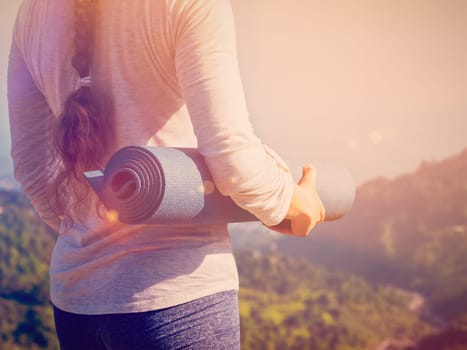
[314,162,356,221]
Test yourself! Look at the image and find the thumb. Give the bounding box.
[298,164,316,187]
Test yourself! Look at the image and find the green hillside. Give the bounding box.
[277,149,467,322]
[0,190,58,349]
[0,189,436,350]
[1,149,467,349]
[236,252,433,350]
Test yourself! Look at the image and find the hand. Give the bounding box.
[268,164,325,237]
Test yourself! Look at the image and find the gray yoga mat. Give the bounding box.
[84,146,355,225]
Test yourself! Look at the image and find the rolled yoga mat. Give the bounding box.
[84,146,355,225]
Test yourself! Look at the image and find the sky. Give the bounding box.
[1,0,466,184]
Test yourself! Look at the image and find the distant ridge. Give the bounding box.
[279,147,467,253]
[0,155,17,190]
[0,148,466,349]
[0,154,13,173]
[0,175,18,190]
[277,147,467,320]
[232,147,467,254]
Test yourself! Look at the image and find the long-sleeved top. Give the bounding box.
[8,0,294,315]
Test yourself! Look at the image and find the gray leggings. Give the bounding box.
[53,291,240,350]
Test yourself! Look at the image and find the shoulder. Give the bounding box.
[166,0,234,42]
[11,0,73,54]
[167,0,232,25]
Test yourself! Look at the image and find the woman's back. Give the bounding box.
[11,0,236,315]
[14,0,198,153]
[9,0,295,316]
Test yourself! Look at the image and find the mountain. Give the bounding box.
[0,189,58,349]
[236,251,434,350]
[0,154,13,174]
[0,190,438,349]
[0,175,18,190]
[1,148,467,349]
[276,148,467,320]
[0,155,18,190]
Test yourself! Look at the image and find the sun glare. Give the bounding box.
[105,209,119,223]
[199,180,215,195]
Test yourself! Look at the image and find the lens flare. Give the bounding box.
[105,209,119,223]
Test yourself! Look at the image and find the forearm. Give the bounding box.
[271,165,326,236]
[204,143,295,226]
[173,0,294,226]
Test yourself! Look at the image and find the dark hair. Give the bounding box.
[50,0,112,222]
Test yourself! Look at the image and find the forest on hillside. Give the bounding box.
[276,149,467,322]
[0,197,434,350]
[1,149,467,349]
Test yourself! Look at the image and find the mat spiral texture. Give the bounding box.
[85,146,355,225]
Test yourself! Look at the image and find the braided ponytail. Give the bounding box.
[51,0,112,221]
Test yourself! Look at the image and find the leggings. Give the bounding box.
[53,290,240,350]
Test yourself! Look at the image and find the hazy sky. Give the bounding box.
[1,0,466,184]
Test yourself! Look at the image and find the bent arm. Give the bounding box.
[8,39,61,231]
[172,0,294,226]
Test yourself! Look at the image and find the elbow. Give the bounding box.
[229,175,294,227]
[206,148,295,226]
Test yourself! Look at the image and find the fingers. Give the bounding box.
[300,163,325,223]
[298,164,316,187]
[316,203,326,224]
[269,163,325,237]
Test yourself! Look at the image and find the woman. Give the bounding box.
[8,0,324,349]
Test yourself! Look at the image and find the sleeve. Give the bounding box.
[171,0,294,226]
[7,38,61,231]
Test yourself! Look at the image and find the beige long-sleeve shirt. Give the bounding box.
[8,0,294,314]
